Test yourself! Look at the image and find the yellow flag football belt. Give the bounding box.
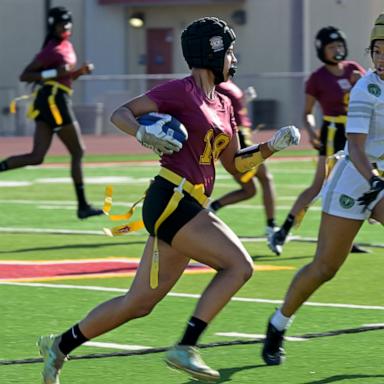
[102,185,145,237]
[147,167,210,289]
[102,167,210,289]
[9,80,72,125]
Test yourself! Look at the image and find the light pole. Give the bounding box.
[44,0,52,33]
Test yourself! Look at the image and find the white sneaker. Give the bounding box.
[37,335,66,384]
[165,345,220,382]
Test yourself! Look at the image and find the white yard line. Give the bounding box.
[215,332,308,341]
[83,341,151,351]
[1,281,383,311]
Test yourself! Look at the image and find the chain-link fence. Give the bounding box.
[2,73,309,136]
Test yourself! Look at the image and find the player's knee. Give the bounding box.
[236,257,254,282]
[243,184,256,198]
[314,262,338,282]
[71,148,84,161]
[29,154,45,165]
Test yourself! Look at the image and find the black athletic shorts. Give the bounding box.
[33,85,77,130]
[318,120,346,156]
[142,176,204,245]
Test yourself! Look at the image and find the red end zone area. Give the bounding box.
[0,258,213,282]
[0,258,294,282]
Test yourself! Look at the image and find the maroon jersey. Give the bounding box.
[35,39,77,88]
[216,80,252,128]
[146,76,236,196]
[305,60,365,116]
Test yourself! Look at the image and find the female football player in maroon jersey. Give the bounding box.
[37,17,299,383]
[268,26,367,255]
[0,7,102,219]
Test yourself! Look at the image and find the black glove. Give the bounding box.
[357,176,384,212]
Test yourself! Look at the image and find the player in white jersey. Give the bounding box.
[261,13,384,366]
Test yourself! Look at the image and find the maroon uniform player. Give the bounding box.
[268,26,366,256]
[0,7,102,219]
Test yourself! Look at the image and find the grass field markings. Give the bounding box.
[0,227,106,235]
[215,332,308,341]
[83,341,151,351]
[0,258,294,282]
[0,181,32,187]
[0,199,141,208]
[362,323,384,326]
[38,205,76,210]
[1,281,384,311]
[29,157,314,170]
[0,228,382,249]
[1,324,384,367]
[35,176,151,185]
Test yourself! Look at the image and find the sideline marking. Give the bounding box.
[1,281,384,311]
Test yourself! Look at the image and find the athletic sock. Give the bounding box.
[58,324,88,355]
[179,316,208,346]
[270,308,293,332]
[280,213,295,236]
[0,160,9,172]
[267,218,277,228]
[209,200,222,212]
[74,183,88,209]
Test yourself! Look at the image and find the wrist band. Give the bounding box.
[41,69,58,80]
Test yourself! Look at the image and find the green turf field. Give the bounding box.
[0,153,383,384]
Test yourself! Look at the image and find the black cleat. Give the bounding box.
[267,229,287,256]
[350,244,369,253]
[262,321,286,366]
[77,205,104,220]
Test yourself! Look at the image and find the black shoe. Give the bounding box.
[267,229,286,256]
[77,205,104,220]
[262,321,286,366]
[350,244,369,253]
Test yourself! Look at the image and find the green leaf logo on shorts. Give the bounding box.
[339,194,355,209]
[367,83,381,97]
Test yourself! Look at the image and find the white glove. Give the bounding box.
[136,117,182,156]
[244,86,257,103]
[268,125,300,151]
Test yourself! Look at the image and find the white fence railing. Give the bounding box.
[2,73,310,136]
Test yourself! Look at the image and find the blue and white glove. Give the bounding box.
[268,125,301,151]
[136,114,182,156]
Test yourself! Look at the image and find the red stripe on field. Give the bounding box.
[0,260,210,281]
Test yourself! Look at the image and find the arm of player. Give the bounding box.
[303,94,321,150]
[110,95,181,155]
[234,125,300,173]
[71,63,94,80]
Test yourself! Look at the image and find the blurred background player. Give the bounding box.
[268,26,367,255]
[209,79,278,236]
[0,6,103,219]
[262,14,384,365]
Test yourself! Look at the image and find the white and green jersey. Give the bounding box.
[345,70,384,170]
